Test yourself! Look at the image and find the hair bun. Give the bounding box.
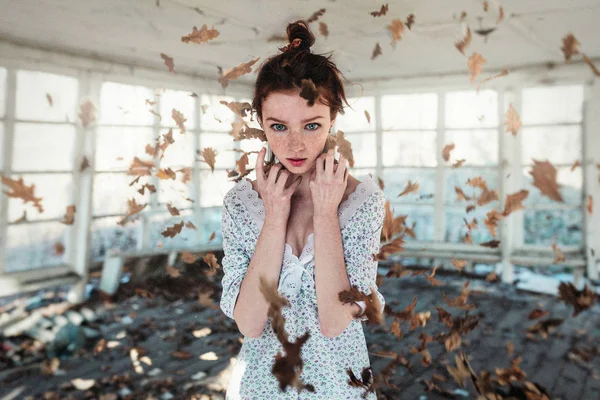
[285,20,315,52]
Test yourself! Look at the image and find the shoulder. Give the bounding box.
[223,179,249,209]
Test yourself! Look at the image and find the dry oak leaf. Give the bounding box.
[468,52,486,84]
[455,26,472,55]
[198,147,218,172]
[583,54,600,77]
[160,53,175,73]
[319,22,329,38]
[220,100,252,119]
[79,99,96,128]
[561,33,580,62]
[54,242,65,256]
[218,57,261,89]
[477,68,509,93]
[558,282,596,317]
[178,167,192,184]
[364,110,371,124]
[1,175,44,213]
[484,209,503,237]
[397,180,419,197]
[371,42,382,60]
[307,8,326,23]
[117,198,147,226]
[442,143,455,162]
[156,168,176,180]
[504,103,521,136]
[374,235,405,261]
[370,4,388,17]
[181,251,199,264]
[452,258,468,272]
[570,160,581,171]
[46,93,53,107]
[203,253,220,273]
[387,19,405,44]
[480,240,500,248]
[162,221,185,238]
[529,160,564,202]
[172,109,187,134]
[165,265,181,278]
[335,130,355,168]
[127,157,155,176]
[552,242,565,264]
[452,159,466,168]
[587,195,593,215]
[405,14,415,30]
[528,308,549,320]
[502,190,529,216]
[166,203,180,216]
[61,204,76,225]
[80,156,90,172]
[181,25,220,44]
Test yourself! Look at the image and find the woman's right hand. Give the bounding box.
[255,147,303,224]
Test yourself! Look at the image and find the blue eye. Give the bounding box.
[306,123,320,131]
[271,123,286,131]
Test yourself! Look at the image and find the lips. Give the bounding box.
[287,158,306,161]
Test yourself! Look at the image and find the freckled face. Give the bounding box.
[260,90,334,172]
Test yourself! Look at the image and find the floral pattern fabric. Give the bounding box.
[220,174,386,400]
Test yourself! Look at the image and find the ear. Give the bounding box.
[329,118,336,132]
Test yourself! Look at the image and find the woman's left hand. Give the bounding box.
[309,148,348,217]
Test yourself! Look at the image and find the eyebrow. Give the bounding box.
[265,116,325,124]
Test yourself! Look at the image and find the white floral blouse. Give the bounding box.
[219,174,386,400]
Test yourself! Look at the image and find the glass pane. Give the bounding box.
[0,67,6,117]
[524,208,583,247]
[90,216,140,260]
[383,131,437,167]
[199,169,237,207]
[159,89,196,130]
[200,94,237,132]
[7,173,72,221]
[388,204,435,241]
[336,96,375,132]
[522,85,583,125]
[345,133,376,168]
[444,129,498,166]
[445,90,498,128]
[13,123,75,171]
[382,93,437,130]
[158,178,195,209]
[201,207,224,244]
[95,126,154,171]
[16,70,78,122]
[381,168,435,205]
[522,166,582,207]
[148,209,196,249]
[159,130,196,167]
[198,133,237,169]
[445,205,498,244]
[100,82,154,126]
[444,168,499,206]
[93,173,150,216]
[5,222,68,272]
[521,126,581,165]
[0,123,3,169]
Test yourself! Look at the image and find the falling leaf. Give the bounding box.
[397,180,419,197]
[160,53,175,73]
[455,187,471,202]
[172,109,187,134]
[335,130,355,168]
[371,42,382,60]
[583,54,600,77]
[80,156,90,172]
[370,4,388,17]
[201,104,210,114]
[166,203,180,216]
[41,357,60,376]
[54,242,65,256]
[529,160,563,202]
[570,160,581,171]
[220,100,252,119]
[503,190,528,216]
[497,6,504,23]
[218,57,261,89]
[504,103,521,136]
[79,99,96,128]
[307,8,326,23]
[162,221,185,238]
[146,99,157,106]
[127,157,155,176]
[13,210,27,224]
[156,168,176,180]
[198,147,218,172]
[480,240,500,248]
[179,167,192,184]
[181,252,199,264]
[1,175,44,213]
[561,33,580,62]
[529,308,549,320]
[118,198,147,226]
[185,220,196,230]
[484,210,503,237]
[451,258,467,272]
[587,195,593,215]
[483,1,489,12]
[46,93,53,107]
[165,265,181,278]
[170,350,193,360]
[452,159,466,168]
[442,144,455,162]
[61,205,76,225]
[477,68,509,93]
[208,231,216,242]
[405,14,415,30]
[455,27,472,55]
[558,282,596,317]
[319,22,329,38]
[387,19,405,44]
[181,25,220,44]
[552,242,565,264]
[203,253,220,273]
[137,183,156,195]
[468,53,486,83]
[148,109,162,120]
[364,110,371,124]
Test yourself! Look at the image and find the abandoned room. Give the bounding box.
[0,0,599,399]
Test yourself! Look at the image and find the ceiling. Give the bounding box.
[0,0,599,84]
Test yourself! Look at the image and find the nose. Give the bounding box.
[287,130,305,151]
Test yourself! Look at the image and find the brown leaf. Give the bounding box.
[199,147,218,172]
[1,175,44,213]
[370,4,388,17]
[203,253,220,273]
[364,110,371,124]
[558,282,596,317]
[181,252,199,264]
[552,242,565,264]
[127,157,155,176]
[455,187,472,202]
[452,159,466,168]
[529,160,564,202]
[219,100,252,119]
[61,205,76,225]
[181,25,219,44]
[480,240,500,248]
[79,99,96,128]
[374,236,405,261]
[12,210,27,224]
[170,350,192,360]
[397,180,419,197]
[570,160,581,171]
[160,53,175,73]
[166,203,180,216]
[371,42,382,60]
[561,33,580,62]
[118,198,147,226]
[162,221,184,238]
[442,143,455,162]
[442,281,476,310]
[452,258,467,272]
[503,190,529,216]
[405,14,415,30]
[178,167,192,184]
[504,103,521,136]
[468,53,486,83]
[307,8,326,22]
[455,27,472,55]
[387,19,405,44]
[165,265,181,278]
[218,57,261,89]
[319,22,329,38]
[583,54,600,77]
[80,156,90,172]
[484,209,503,237]
[185,220,196,230]
[208,231,216,242]
[528,308,549,320]
[53,242,65,256]
[497,6,505,23]
[46,93,53,107]
[335,130,355,168]
[483,1,489,12]
[156,168,176,180]
[172,109,187,134]
[137,183,156,195]
[477,68,509,93]
[587,195,593,215]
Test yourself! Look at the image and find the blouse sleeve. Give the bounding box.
[345,190,386,322]
[219,201,251,320]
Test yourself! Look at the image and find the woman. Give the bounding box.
[219,20,386,399]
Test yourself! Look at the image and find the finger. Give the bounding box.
[256,147,266,182]
[325,148,335,176]
[268,162,283,186]
[289,175,303,193]
[277,169,291,189]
